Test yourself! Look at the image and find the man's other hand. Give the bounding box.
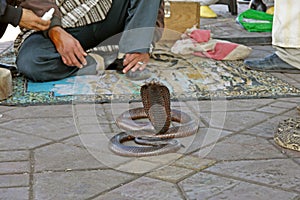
[49,26,87,68]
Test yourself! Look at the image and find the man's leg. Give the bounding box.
[71,0,130,50]
[16,32,102,82]
[118,0,161,54]
[275,47,300,70]
[17,33,73,82]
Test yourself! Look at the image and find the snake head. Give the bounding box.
[140,81,171,134]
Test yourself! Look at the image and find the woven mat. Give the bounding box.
[1,43,300,106]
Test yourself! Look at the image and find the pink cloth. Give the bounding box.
[194,42,239,60]
[189,30,211,43]
[172,28,252,61]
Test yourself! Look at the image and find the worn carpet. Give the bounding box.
[1,44,300,106]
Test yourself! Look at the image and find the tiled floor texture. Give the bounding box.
[0,2,299,200]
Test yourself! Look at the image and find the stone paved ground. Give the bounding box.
[0,2,299,200]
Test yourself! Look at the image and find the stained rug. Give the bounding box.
[1,43,300,106]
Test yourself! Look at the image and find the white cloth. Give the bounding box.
[272,0,300,69]
[272,0,300,48]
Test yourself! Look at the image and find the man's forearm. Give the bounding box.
[43,15,61,37]
[48,26,65,43]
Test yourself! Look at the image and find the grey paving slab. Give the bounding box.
[0,174,29,187]
[247,45,275,60]
[0,117,78,141]
[0,161,29,174]
[172,105,205,127]
[279,75,300,89]
[268,140,300,158]
[173,155,216,171]
[34,143,106,172]
[2,105,74,119]
[174,133,208,155]
[33,170,135,200]
[269,101,299,109]
[243,115,292,139]
[0,150,29,162]
[200,110,271,131]
[76,104,125,133]
[223,99,274,111]
[102,102,143,122]
[73,104,108,123]
[61,134,137,170]
[256,105,291,115]
[278,97,300,103]
[75,120,111,135]
[194,134,285,161]
[0,129,51,151]
[61,133,102,148]
[146,165,194,183]
[0,188,29,200]
[178,172,299,200]
[139,153,183,166]
[282,108,300,118]
[0,110,14,124]
[0,105,15,113]
[285,73,300,81]
[116,159,166,174]
[73,105,117,135]
[205,159,300,192]
[73,104,105,117]
[186,100,228,113]
[95,177,183,200]
[184,127,233,153]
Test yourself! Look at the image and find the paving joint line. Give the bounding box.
[28,150,35,200]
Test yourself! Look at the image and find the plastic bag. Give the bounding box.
[237,9,273,32]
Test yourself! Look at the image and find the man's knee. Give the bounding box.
[16,51,40,81]
[17,51,62,82]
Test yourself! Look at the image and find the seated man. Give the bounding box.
[14,0,164,82]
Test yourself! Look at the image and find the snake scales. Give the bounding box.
[274,106,300,152]
[109,81,198,157]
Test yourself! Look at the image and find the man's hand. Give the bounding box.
[19,9,50,31]
[49,27,87,68]
[122,53,150,73]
